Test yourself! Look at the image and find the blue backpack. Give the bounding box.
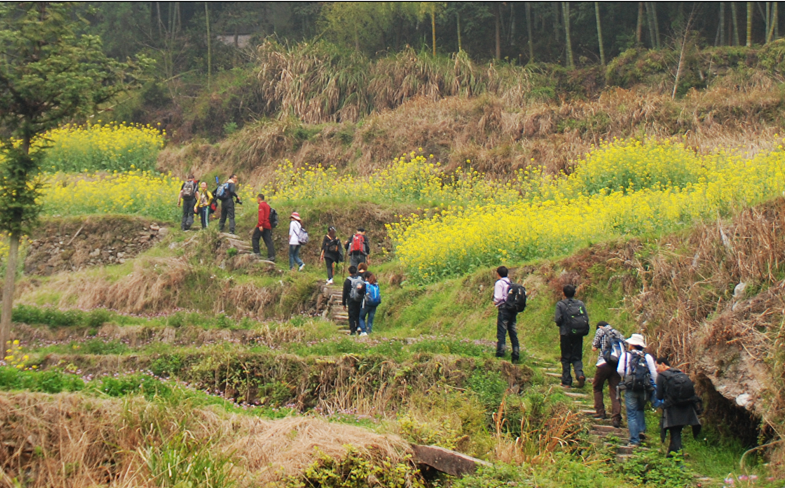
[365,283,381,306]
[216,182,230,200]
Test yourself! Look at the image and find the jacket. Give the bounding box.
[656,369,702,429]
[554,298,589,336]
[194,190,213,211]
[289,220,303,245]
[322,235,341,261]
[257,201,271,230]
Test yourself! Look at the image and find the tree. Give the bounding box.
[525,1,534,62]
[747,1,753,46]
[205,2,212,90]
[595,2,605,66]
[732,1,741,45]
[0,2,142,350]
[563,2,574,68]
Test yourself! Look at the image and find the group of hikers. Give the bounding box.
[494,267,703,457]
[177,175,373,276]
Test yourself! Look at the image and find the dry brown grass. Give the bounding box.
[160,76,785,186]
[0,392,410,487]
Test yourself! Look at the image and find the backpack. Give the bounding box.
[349,234,366,254]
[269,208,279,228]
[215,182,230,200]
[504,283,527,313]
[625,350,653,392]
[601,330,626,365]
[563,300,590,337]
[664,370,697,407]
[326,237,341,254]
[182,180,196,199]
[349,276,365,302]
[365,283,381,306]
[296,226,309,244]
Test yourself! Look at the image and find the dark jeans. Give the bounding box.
[197,206,209,229]
[496,307,519,360]
[252,228,275,260]
[360,304,377,333]
[181,197,195,230]
[593,362,621,422]
[347,301,362,335]
[218,202,235,234]
[666,425,683,455]
[325,256,337,280]
[560,335,584,386]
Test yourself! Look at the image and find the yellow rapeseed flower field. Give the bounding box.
[34,122,165,172]
[388,139,785,282]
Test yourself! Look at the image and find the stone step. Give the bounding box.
[591,425,625,435]
[544,372,562,378]
[616,445,635,455]
[616,454,632,463]
[562,391,588,399]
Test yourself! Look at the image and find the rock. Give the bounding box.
[150,224,160,231]
[733,282,747,299]
[157,227,169,238]
[736,393,752,408]
[89,248,101,257]
[411,445,491,477]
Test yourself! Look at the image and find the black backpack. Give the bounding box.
[504,283,527,313]
[269,208,279,228]
[664,370,696,407]
[625,350,653,392]
[563,300,590,337]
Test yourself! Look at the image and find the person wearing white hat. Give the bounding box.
[617,333,658,447]
[288,212,306,271]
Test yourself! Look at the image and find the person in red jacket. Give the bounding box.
[252,193,275,261]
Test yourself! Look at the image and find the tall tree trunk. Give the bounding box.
[777,2,780,38]
[510,3,515,45]
[205,2,211,90]
[0,231,19,356]
[525,1,534,62]
[767,2,778,41]
[563,2,574,68]
[431,3,437,57]
[766,1,772,40]
[747,1,754,46]
[636,2,644,45]
[732,2,741,44]
[495,3,501,59]
[595,2,605,65]
[456,12,461,52]
[650,2,661,47]
[720,2,726,45]
[646,2,657,48]
[553,3,561,41]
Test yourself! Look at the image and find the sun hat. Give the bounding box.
[626,333,647,348]
[290,212,301,221]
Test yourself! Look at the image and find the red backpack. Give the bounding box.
[349,234,365,253]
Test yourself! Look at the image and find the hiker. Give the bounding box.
[655,357,702,457]
[617,334,658,447]
[288,212,306,271]
[493,266,522,364]
[319,226,342,284]
[217,174,242,234]
[591,321,626,428]
[357,262,368,280]
[178,174,198,231]
[345,227,370,268]
[359,272,381,336]
[342,265,363,335]
[252,194,275,261]
[194,182,213,229]
[554,284,589,388]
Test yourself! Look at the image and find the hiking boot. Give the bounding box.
[639,433,647,441]
[561,383,571,389]
[511,356,520,364]
[576,376,586,388]
[592,413,607,420]
[299,263,305,271]
[612,418,621,428]
[359,332,368,337]
[326,278,333,284]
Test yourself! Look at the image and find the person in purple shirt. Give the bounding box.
[493,266,520,364]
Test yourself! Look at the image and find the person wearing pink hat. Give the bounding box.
[288,211,306,271]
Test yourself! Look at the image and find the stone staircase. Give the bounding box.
[534,359,633,462]
[323,284,350,333]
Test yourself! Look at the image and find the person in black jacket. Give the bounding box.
[342,265,364,335]
[319,226,341,284]
[218,174,242,234]
[178,174,198,231]
[554,284,588,388]
[655,357,702,457]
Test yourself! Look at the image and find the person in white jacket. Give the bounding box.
[617,334,658,447]
[288,212,305,271]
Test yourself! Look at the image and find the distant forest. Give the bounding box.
[85,2,781,74]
